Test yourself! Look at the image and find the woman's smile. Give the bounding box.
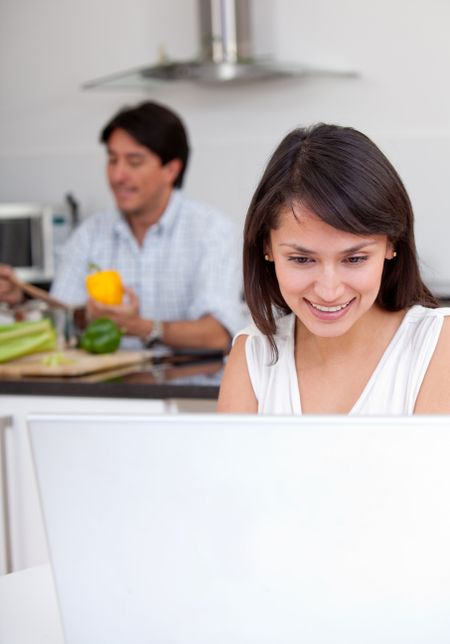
[305,297,356,320]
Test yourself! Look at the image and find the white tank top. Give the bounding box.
[235,305,450,415]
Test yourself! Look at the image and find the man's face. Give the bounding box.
[106,128,179,218]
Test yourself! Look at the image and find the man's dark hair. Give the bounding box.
[243,123,438,357]
[100,101,190,188]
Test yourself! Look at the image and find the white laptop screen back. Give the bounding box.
[28,414,450,644]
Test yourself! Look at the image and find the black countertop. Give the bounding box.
[0,353,225,400]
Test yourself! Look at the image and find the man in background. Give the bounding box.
[0,101,243,350]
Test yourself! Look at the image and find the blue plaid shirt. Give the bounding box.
[51,190,244,348]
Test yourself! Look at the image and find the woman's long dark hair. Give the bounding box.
[243,124,437,357]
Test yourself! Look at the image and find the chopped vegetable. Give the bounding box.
[80,317,122,354]
[85,263,123,305]
[41,353,76,366]
[0,319,57,363]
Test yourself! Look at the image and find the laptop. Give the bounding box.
[28,413,450,644]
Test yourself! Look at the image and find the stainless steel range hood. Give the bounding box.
[83,0,355,90]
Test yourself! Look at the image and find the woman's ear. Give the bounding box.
[264,243,273,262]
[385,240,396,260]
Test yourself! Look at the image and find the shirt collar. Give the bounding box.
[150,189,181,236]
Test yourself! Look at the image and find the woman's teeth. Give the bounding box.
[310,301,351,312]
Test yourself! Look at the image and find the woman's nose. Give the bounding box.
[313,268,345,302]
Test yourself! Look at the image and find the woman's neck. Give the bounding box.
[295,305,406,368]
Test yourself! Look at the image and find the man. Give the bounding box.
[0,101,243,350]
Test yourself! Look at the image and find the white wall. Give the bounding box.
[1,0,450,293]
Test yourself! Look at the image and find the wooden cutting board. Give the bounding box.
[0,348,152,377]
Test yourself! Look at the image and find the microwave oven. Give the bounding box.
[0,203,72,284]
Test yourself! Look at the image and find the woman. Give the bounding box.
[218,124,450,414]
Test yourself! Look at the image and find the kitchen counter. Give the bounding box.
[0,352,224,400]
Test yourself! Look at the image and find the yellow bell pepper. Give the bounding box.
[85,264,123,305]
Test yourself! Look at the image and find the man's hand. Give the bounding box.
[0,264,24,305]
[86,286,149,339]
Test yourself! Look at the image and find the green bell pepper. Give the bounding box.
[80,317,122,354]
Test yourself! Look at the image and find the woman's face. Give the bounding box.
[266,204,395,338]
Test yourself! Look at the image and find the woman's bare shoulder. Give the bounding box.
[217,334,258,413]
[415,316,450,413]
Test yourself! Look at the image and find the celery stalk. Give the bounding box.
[0,319,54,344]
[0,327,57,363]
[0,318,53,333]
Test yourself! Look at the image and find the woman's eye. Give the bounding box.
[345,255,368,264]
[289,256,314,265]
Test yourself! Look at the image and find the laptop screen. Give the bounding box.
[28,413,450,644]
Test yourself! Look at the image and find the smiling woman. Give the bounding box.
[217,123,450,415]
[265,207,394,340]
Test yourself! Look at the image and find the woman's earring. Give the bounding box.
[393,251,397,258]
[264,254,270,261]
